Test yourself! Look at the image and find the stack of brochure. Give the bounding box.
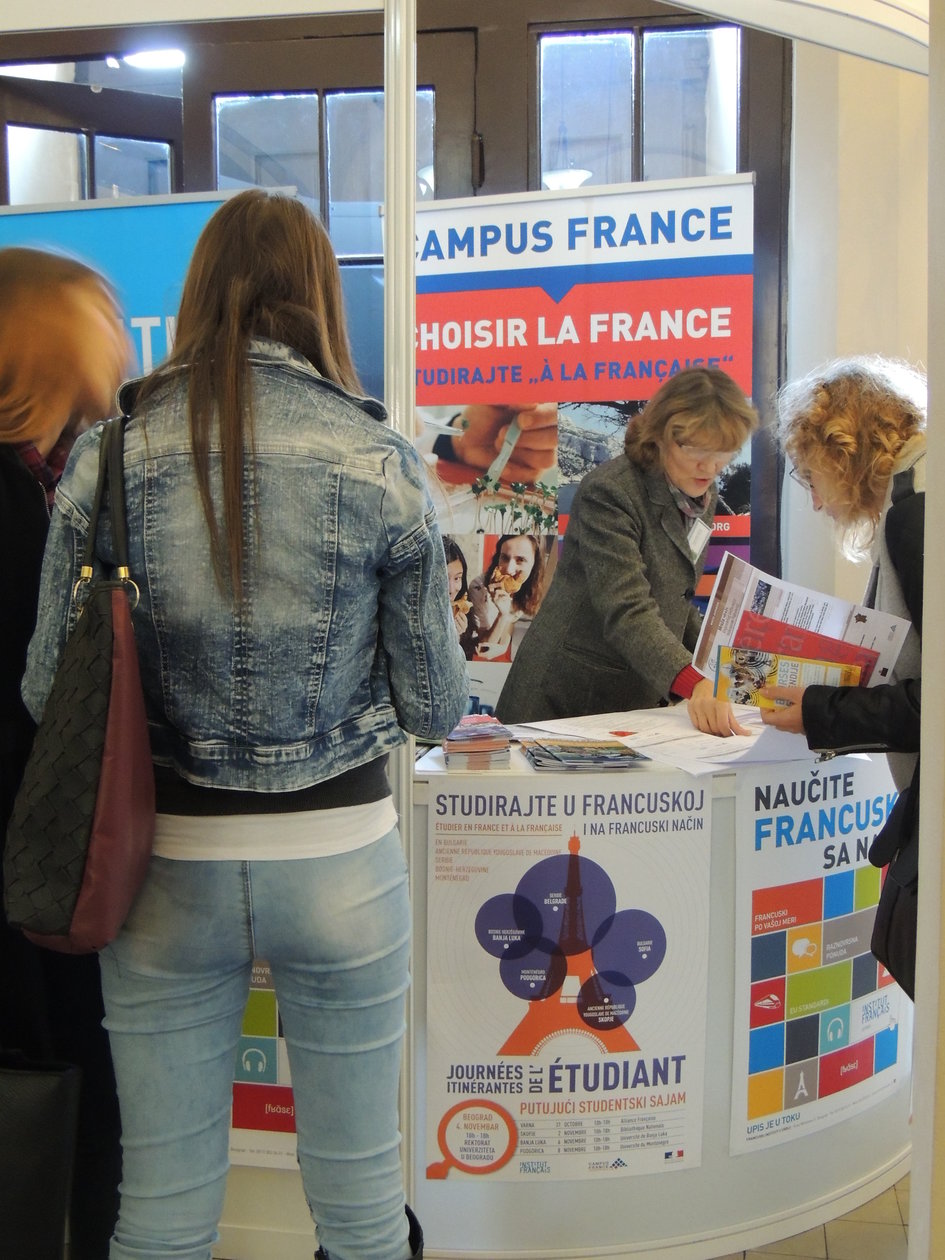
[519,736,649,772]
[692,554,911,708]
[443,714,512,770]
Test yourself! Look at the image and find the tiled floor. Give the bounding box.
[711,1175,909,1260]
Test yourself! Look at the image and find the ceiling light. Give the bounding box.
[542,168,593,191]
[122,49,186,71]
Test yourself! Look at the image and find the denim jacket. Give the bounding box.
[23,340,468,791]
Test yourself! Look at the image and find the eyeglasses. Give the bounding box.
[788,466,812,489]
[675,443,737,466]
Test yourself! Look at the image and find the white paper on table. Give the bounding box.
[507,705,816,777]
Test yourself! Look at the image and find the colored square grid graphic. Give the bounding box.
[786,960,852,1019]
[745,871,896,1120]
[749,1023,784,1074]
[232,1082,297,1133]
[749,976,785,1028]
[823,869,855,919]
[747,1068,783,1120]
[751,879,822,936]
[854,862,881,910]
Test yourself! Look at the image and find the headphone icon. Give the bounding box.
[241,1047,268,1074]
[826,1017,845,1043]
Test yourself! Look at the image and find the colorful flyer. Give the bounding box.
[730,756,913,1153]
[714,645,862,707]
[426,772,711,1181]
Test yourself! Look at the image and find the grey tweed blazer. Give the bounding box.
[495,453,715,723]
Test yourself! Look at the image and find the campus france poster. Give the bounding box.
[414,175,755,712]
[425,771,712,1182]
[729,755,914,1154]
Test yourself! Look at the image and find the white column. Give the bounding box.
[909,3,945,1255]
[383,0,420,1198]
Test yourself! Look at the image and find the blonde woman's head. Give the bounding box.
[778,356,926,554]
[625,366,759,473]
[0,248,129,453]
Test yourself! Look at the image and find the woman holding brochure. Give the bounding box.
[761,355,924,996]
[495,366,758,734]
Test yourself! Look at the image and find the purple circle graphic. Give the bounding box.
[514,855,617,952]
[475,894,544,960]
[577,973,636,1029]
[591,909,667,984]
[499,942,567,1000]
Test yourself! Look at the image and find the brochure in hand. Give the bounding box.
[693,553,910,686]
[714,645,862,708]
[731,610,880,685]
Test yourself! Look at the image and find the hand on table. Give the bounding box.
[686,677,753,737]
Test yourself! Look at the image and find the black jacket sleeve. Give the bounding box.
[801,676,921,754]
[801,490,923,755]
[885,491,924,631]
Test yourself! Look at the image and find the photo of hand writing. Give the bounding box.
[416,402,559,536]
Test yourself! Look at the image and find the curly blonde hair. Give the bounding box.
[777,356,926,552]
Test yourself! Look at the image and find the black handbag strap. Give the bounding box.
[105,416,131,575]
[75,418,135,604]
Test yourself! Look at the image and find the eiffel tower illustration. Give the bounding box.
[500,834,639,1055]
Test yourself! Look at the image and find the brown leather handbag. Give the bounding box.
[3,417,155,953]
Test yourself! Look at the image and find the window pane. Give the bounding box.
[324,89,434,256]
[325,90,384,256]
[539,33,633,191]
[416,90,435,201]
[642,27,739,181]
[340,262,384,401]
[94,135,171,198]
[7,124,88,204]
[215,94,320,213]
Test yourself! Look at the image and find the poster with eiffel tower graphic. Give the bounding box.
[425,771,711,1180]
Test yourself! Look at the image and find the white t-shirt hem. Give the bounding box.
[152,797,398,861]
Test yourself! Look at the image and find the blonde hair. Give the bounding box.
[0,248,122,444]
[777,356,926,553]
[625,366,758,470]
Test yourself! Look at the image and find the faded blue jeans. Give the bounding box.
[99,827,413,1260]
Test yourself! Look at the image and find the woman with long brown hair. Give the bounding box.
[469,532,546,661]
[23,190,467,1260]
